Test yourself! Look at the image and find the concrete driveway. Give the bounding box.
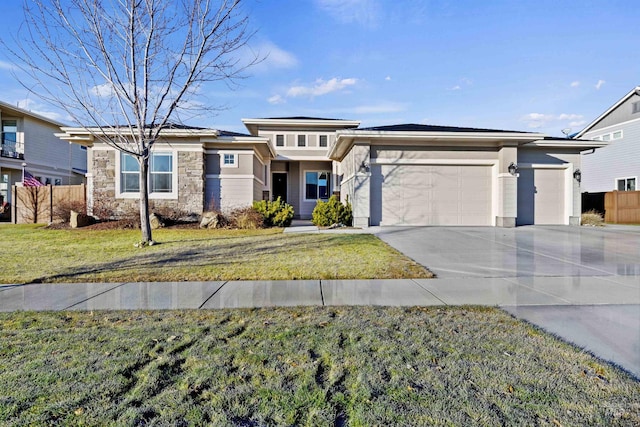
[376,225,640,379]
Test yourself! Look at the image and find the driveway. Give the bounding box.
[376,225,640,379]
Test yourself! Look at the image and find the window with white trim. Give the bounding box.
[222,153,237,167]
[305,171,330,200]
[120,152,174,194]
[632,101,640,114]
[319,135,328,147]
[276,134,284,147]
[297,135,306,147]
[617,177,636,191]
[595,130,623,141]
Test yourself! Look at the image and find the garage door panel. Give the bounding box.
[377,164,492,226]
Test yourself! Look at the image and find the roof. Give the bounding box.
[217,130,252,137]
[358,123,530,134]
[575,86,640,138]
[0,99,68,127]
[241,117,361,135]
[261,116,352,121]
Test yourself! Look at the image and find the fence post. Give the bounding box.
[12,185,16,224]
[49,184,53,223]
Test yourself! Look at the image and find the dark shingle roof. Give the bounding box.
[262,116,354,121]
[357,123,530,134]
[218,130,252,137]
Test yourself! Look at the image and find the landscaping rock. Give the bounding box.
[200,211,223,229]
[149,213,165,229]
[70,210,95,228]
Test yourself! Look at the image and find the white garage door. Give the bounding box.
[517,168,565,225]
[371,164,493,226]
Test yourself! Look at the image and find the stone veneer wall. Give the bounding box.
[91,149,204,218]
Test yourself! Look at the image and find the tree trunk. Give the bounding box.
[139,155,152,243]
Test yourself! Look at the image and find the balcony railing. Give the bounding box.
[1,141,25,160]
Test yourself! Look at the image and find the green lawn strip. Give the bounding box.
[0,307,638,426]
[0,225,430,283]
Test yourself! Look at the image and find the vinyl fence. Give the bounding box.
[604,190,640,224]
[11,184,86,224]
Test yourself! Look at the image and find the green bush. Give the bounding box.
[311,195,353,227]
[253,197,294,227]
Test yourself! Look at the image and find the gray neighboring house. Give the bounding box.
[57,117,605,227]
[0,100,87,209]
[576,86,640,193]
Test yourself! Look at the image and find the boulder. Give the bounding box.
[200,211,222,229]
[70,210,95,228]
[149,213,165,230]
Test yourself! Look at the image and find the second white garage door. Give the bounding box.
[371,164,493,226]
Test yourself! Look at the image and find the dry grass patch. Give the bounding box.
[581,210,605,226]
[0,225,430,283]
[0,307,638,426]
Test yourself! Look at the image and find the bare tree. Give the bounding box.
[8,0,257,244]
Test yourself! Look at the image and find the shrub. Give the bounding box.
[253,197,294,227]
[581,210,604,226]
[312,195,353,227]
[229,206,264,229]
[53,199,86,223]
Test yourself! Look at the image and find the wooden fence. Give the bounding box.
[11,184,86,224]
[604,190,640,224]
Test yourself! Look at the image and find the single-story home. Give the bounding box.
[56,117,605,227]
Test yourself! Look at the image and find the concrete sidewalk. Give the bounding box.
[1,277,639,378]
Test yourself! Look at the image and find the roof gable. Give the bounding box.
[575,86,640,138]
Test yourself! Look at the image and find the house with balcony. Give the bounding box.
[0,100,87,213]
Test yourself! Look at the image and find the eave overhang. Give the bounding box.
[241,118,361,135]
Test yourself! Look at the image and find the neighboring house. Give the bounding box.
[576,86,640,193]
[0,100,87,209]
[57,117,604,227]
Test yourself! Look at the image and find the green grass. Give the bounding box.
[0,307,638,426]
[0,225,431,283]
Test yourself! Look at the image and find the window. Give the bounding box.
[276,134,284,147]
[297,135,306,147]
[617,177,636,191]
[1,120,22,159]
[612,130,623,140]
[305,171,330,200]
[121,153,140,193]
[121,152,173,193]
[632,101,640,114]
[222,153,237,167]
[602,134,611,141]
[150,153,173,193]
[596,130,623,141]
[54,178,62,186]
[319,135,328,147]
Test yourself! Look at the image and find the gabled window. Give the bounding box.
[319,135,328,147]
[297,135,306,147]
[275,134,284,147]
[632,101,640,114]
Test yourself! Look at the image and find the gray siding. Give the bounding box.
[582,120,640,193]
[590,93,640,132]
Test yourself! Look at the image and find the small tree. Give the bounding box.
[8,0,257,244]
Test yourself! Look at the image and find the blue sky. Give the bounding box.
[1,0,639,136]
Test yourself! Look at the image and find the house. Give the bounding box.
[575,86,640,194]
[0,100,87,211]
[56,117,605,227]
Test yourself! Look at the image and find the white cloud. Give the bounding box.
[595,79,606,90]
[267,94,285,105]
[570,81,580,87]
[450,85,461,91]
[522,112,585,129]
[315,0,381,28]
[241,41,298,73]
[0,60,16,71]
[90,83,116,98]
[14,99,67,122]
[286,78,358,98]
[385,76,391,81]
[349,102,407,114]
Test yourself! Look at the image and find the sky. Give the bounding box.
[1,0,639,137]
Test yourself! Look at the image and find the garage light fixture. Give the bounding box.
[573,168,581,183]
[508,162,518,176]
[360,160,370,173]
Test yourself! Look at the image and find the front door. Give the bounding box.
[272,172,287,202]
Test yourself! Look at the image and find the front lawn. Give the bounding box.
[0,307,638,425]
[0,225,431,283]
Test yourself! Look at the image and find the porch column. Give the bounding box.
[496,145,518,227]
[352,143,371,228]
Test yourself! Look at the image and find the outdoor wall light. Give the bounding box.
[360,160,370,173]
[573,168,582,183]
[508,162,518,175]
